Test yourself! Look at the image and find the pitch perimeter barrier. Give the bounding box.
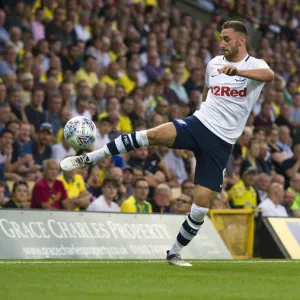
[258,217,300,259]
[0,210,231,259]
[209,209,256,259]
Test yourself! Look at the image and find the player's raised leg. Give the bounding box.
[60,122,177,171]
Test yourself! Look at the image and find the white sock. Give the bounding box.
[86,130,149,163]
[169,204,209,255]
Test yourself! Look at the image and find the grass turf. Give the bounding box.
[0,260,299,300]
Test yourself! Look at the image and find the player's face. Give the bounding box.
[220,29,243,60]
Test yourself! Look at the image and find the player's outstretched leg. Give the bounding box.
[166,185,215,267]
[60,122,177,171]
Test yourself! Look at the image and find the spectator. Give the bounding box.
[19,72,34,108]
[31,123,53,168]
[0,9,9,53]
[73,55,98,89]
[51,136,75,164]
[228,166,257,209]
[183,68,203,96]
[71,94,91,119]
[290,93,300,128]
[275,103,294,134]
[73,11,91,42]
[61,44,81,73]
[151,183,172,213]
[240,139,264,174]
[0,180,7,207]
[287,173,300,217]
[101,62,120,87]
[164,149,187,185]
[120,178,152,213]
[31,8,45,41]
[0,128,18,179]
[170,67,189,103]
[0,103,12,133]
[170,194,192,214]
[118,62,139,95]
[44,93,62,136]
[24,88,45,132]
[253,102,273,128]
[255,173,271,204]
[12,122,39,181]
[3,181,30,209]
[258,183,288,217]
[0,45,17,77]
[122,165,134,199]
[87,177,120,212]
[118,97,134,134]
[108,167,126,205]
[7,85,27,122]
[281,144,300,188]
[257,142,272,175]
[143,50,164,82]
[271,173,285,188]
[276,126,293,154]
[283,189,297,217]
[31,159,69,210]
[94,117,112,150]
[181,179,195,198]
[162,72,180,105]
[58,170,90,211]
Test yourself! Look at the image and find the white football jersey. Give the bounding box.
[194,54,269,144]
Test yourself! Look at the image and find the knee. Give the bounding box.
[147,128,161,144]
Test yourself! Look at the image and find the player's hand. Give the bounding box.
[218,65,239,76]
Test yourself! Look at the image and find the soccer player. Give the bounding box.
[60,21,274,266]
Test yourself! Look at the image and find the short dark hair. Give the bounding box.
[222,21,248,36]
[100,116,113,125]
[102,177,118,188]
[133,178,148,188]
[0,128,14,138]
[76,94,90,104]
[83,54,96,62]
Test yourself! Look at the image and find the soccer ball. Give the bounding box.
[64,116,96,149]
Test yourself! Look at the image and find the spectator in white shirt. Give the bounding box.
[51,136,75,164]
[71,94,92,119]
[94,117,112,150]
[258,183,288,217]
[73,11,91,42]
[87,177,120,212]
[255,173,271,204]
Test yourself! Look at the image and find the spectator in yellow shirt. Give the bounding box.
[118,62,139,95]
[121,178,152,213]
[118,97,134,134]
[58,170,90,211]
[101,62,120,87]
[73,55,99,89]
[228,166,258,209]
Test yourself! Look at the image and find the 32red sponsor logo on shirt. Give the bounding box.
[210,86,247,97]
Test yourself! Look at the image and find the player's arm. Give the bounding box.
[218,65,274,82]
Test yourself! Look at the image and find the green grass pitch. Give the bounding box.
[0,260,299,300]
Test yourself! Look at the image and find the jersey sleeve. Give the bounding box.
[251,58,270,70]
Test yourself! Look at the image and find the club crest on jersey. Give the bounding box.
[210,86,247,97]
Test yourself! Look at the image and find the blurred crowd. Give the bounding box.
[0,0,299,217]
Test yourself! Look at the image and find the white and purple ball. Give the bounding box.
[64,116,96,149]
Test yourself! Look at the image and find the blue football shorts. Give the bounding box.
[172,115,232,192]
